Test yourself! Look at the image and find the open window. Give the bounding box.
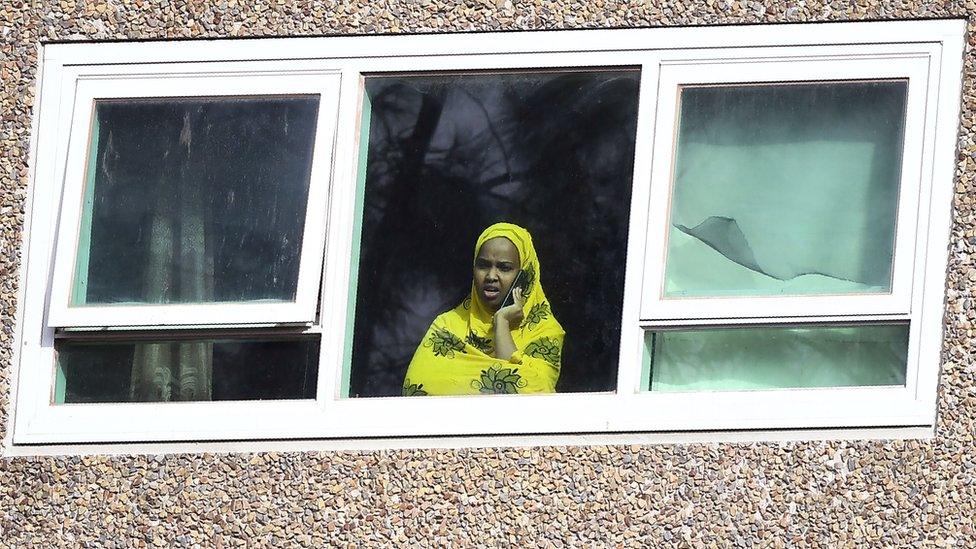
[15,63,343,442]
[622,45,954,431]
[49,71,339,327]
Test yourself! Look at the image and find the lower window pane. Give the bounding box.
[645,324,908,392]
[56,337,319,403]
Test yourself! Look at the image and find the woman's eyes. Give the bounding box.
[475,260,514,272]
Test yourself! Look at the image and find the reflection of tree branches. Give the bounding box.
[478,170,528,190]
[504,73,641,393]
[351,84,449,397]
[458,88,515,184]
[352,73,641,396]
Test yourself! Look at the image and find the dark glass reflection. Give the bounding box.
[57,337,319,403]
[75,96,320,306]
[349,69,641,397]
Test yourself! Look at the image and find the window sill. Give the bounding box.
[2,425,935,458]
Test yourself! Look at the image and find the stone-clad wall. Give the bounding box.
[1,2,973,546]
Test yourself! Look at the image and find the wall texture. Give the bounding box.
[1,1,974,546]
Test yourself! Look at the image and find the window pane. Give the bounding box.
[72,96,320,306]
[645,324,908,392]
[665,81,908,298]
[56,336,319,403]
[348,69,640,397]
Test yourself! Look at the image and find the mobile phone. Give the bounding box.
[500,270,528,309]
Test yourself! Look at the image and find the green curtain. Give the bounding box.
[665,82,906,297]
[647,325,908,391]
[652,82,909,391]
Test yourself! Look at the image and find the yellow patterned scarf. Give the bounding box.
[402,223,564,396]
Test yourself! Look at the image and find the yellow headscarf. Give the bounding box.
[402,223,565,396]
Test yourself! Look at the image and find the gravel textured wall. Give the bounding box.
[1,1,974,546]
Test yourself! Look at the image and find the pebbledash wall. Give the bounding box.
[1,1,975,546]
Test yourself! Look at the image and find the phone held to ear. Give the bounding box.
[500,270,528,309]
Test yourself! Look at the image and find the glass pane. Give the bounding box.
[665,81,908,298]
[56,336,319,403]
[348,69,641,397]
[72,96,320,306]
[646,324,908,392]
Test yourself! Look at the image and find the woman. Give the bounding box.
[402,223,565,396]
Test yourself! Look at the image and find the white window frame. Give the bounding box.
[47,65,341,328]
[641,54,929,321]
[9,20,964,445]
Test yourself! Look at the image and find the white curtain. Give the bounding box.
[130,112,214,401]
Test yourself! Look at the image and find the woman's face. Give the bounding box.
[473,237,521,313]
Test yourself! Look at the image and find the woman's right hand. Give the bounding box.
[492,287,524,360]
[494,287,525,328]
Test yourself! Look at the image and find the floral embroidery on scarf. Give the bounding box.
[473,363,527,395]
[402,378,429,396]
[466,331,493,354]
[522,263,537,298]
[525,336,561,366]
[425,327,465,358]
[521,301,550,330]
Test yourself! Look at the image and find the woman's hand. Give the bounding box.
[492,287,524,360]
[494,287,524,327]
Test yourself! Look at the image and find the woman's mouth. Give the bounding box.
[482,286,500,301]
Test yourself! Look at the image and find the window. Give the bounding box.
[49,71,338,327]
[11,21,964,445]
[348,69,640,397]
